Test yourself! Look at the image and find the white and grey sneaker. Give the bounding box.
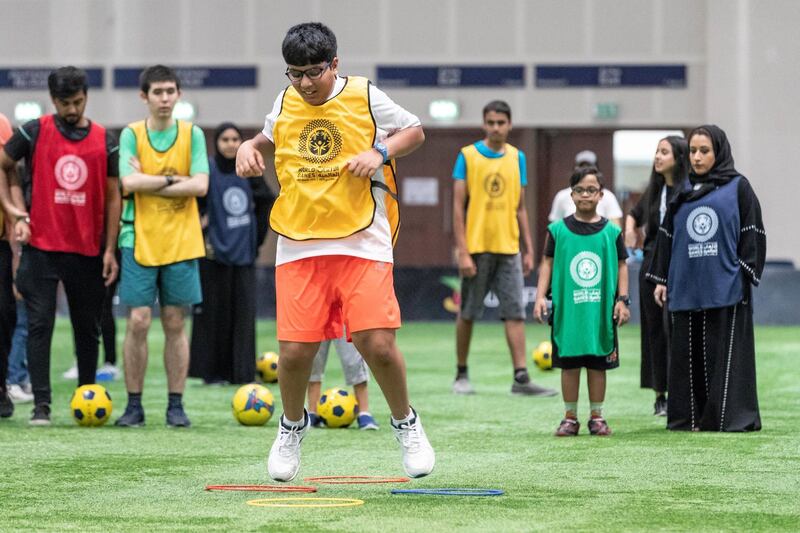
[392,408,435,478]
[267,411,310,482]
[452,377,475,395]
[7,384,34,403]
[62,365,78,380]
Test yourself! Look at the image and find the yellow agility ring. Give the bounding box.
[246,497,364,508]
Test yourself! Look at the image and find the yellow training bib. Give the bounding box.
[271,76,399,243]
[462,143,521,254]
[128,120,205,266]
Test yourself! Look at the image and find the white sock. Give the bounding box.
[391,409,414,426]
[282,414,305,428]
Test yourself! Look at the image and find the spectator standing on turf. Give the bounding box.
[0,67,121,425]
[189,122,273,385]
[114,65,208,428]
[306,335,379,430]
[534,166,630,437]
[451,100,556,397]
[649,125,765,432]
[236,22,435,481]
[624,136,688,417]
[548,150,624,227]
[0,112,18,417]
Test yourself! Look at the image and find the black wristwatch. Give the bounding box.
[616,295,631,307]
[165,174,174,186]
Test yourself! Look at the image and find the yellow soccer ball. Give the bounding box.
[70,384,113,427]
[256,351,279,383]
[317,387,358,428]
[232,384,275,426]
[532,341,553,371]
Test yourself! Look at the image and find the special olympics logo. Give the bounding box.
[54,155,88,191]
[569,251,602,288]
[298,119,342,164]
[222,187,248,216]
[483,173,505,198]
[686,206,718,242]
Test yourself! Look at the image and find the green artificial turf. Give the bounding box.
[1,320,798,532]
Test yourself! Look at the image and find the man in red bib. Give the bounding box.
[0,67,121,425]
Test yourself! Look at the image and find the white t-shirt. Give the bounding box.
[263,77,420,266]
[547,187,624,222]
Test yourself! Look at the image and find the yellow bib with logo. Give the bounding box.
[128,120,204,266]
[463,143,521,254]
[271,76,400,243]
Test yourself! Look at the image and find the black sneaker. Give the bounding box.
[0,393,14,418]
[654,397,668,417]
[29,403,51,426]
[115,405,146,427]
[166,405,191,428]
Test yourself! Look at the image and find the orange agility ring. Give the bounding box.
[247,497,364,508]
[303,475,411,484]
[205,484,317,493]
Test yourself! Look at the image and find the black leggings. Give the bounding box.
[15,246,105,405]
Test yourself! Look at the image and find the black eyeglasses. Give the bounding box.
[285,62,330,82]
[572,186,601,196]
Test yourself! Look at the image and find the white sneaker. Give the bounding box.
[267,412,310,482]
[62,365,78,380]
[7,384,34,403]
[96,363,120,381]
[452,377,475,395]
[392,408,435,478]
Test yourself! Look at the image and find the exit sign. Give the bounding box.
[594,102,618,119]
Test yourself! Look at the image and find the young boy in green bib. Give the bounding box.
[534,166,630,436]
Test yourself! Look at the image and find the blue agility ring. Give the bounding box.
[390,488,504,497]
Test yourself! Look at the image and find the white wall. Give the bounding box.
[0,0,796,262]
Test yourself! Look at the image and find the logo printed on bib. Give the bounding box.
[686,206,718,242]
[298,119,342,164]
[483,173,505,198]
[570,251,602,288]
[54,155,88,191]
[223,187,248,216]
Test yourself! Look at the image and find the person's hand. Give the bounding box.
[654,284,667,308]
[522,252,534,276]
[533,298,549,324]
[614,301,630,326]
[12,282,22,301]
[129,156,141,174]
[102,249,119,287]
[458,251,477,278]
[236,140,266,177]
[14,219,30,244]
[346,148,384,178]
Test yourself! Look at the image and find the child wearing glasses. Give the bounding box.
[235,22,434,482]
[534,166,630,437]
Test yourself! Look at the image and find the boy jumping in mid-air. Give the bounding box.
[534,166,630,436]
[236,22,434,481]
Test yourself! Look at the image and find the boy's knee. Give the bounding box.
[127,309,152,337]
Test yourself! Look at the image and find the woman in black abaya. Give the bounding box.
[648,125,765,432]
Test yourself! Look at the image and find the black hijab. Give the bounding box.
[678,124,743,203]
[213,122,243,174]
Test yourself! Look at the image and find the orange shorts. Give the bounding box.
[275,255,402,342]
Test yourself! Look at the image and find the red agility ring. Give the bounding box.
[205,484,317,493]
[303,475,411,485]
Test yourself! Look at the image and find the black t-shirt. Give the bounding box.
[3,115,119,178]
[543,215,628,260]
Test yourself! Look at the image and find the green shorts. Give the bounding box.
[119,247,202,307]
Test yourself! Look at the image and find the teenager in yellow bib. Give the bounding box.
[115,66,209,428]
[452,101,556,398]
[236,22,434,482]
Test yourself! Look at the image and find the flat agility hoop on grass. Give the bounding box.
[391,488,505,497]
[303,475,410,484]
[247,497,364,508]
[205,484,317,493]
